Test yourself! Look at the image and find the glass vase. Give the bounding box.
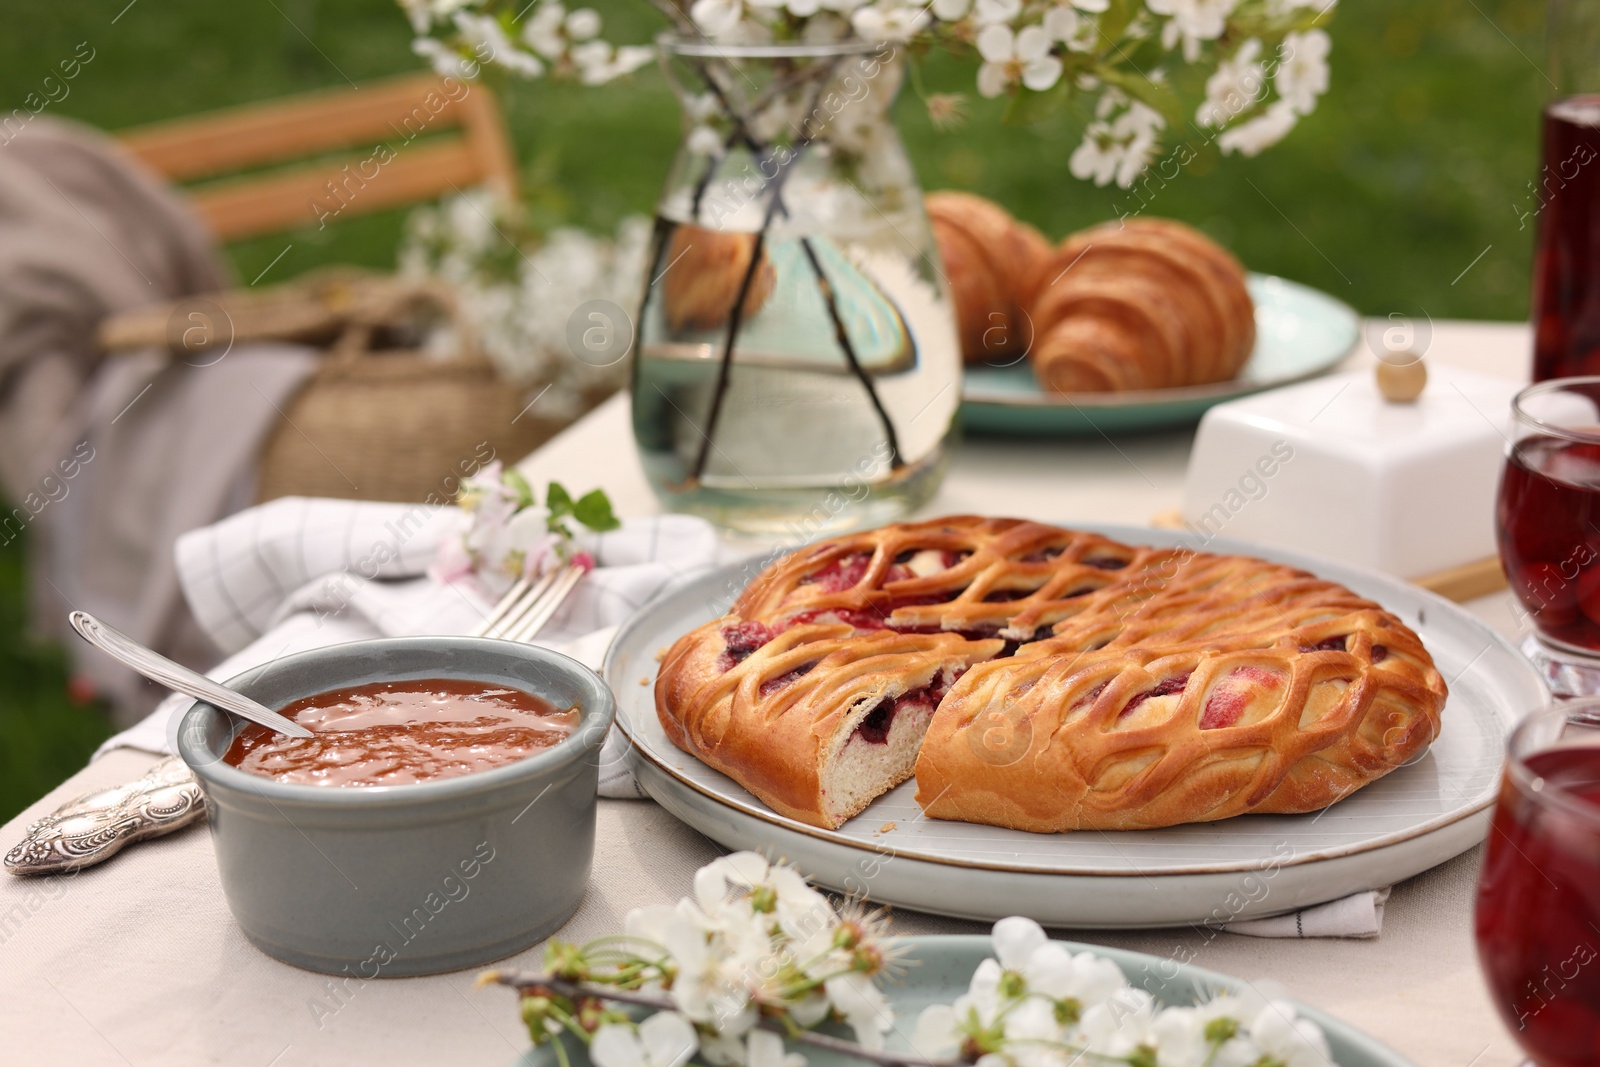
[629,36,960,538]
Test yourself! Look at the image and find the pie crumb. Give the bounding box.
[639,677,650,686]
[879,821,897,833]
[654,648,667,662]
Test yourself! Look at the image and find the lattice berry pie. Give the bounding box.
[655,517,1448,832]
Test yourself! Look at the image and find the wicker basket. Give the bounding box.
[252,282,562,504]
[100,271,571,505]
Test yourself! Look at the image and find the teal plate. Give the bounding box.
[961,274,1361,436]
[513,935,1415,1067]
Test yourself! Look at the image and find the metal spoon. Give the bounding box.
[68,611,313,739]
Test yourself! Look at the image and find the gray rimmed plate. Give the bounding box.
[961,274,1360,436]
[602,525,1544,929]
[514,935,1416,1067]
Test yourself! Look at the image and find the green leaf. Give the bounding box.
[1003,78,1071,126]
[1095,66,1186,130]
[546,481,575,519]
[1096,0,1136,46]
[572,489,621,532]
[503,468,535,510]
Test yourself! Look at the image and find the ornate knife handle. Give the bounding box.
[4,756,205,876]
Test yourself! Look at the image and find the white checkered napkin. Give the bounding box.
[98,497,721,798]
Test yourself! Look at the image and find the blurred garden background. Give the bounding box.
[0,0,1549,819]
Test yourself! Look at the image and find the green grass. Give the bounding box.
[0,0,1549,819]
[0,526,114,822]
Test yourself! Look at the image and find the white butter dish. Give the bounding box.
[1181,366,1520,579]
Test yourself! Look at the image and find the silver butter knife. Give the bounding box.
[4,757,205,876]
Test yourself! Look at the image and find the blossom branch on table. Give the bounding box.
[479,853,1334,1067]
[432,461,621,597]
[398,0,1337,189]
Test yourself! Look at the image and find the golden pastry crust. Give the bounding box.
[655,517,1448,832]
[656,622,1002,827]
[926,192,1051,366]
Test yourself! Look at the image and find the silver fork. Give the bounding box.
[469,562,586,642]
[6,567,588,876]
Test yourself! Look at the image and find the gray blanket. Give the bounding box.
[0,117,318,725]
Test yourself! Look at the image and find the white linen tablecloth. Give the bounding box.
[0,320,1536,1066]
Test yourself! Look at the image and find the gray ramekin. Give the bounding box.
[176,636,614,978]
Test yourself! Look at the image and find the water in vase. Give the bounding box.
[629,43,961,538]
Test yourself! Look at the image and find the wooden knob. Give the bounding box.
[1376,352,1427,402]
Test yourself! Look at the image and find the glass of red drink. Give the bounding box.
[1531,2,1600,380]
[1497,377,1600,695]
[1475,700,1600,1066]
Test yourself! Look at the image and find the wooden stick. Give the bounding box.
[486,971,963,1067]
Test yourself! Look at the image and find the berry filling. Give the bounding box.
[759,661,818,696]
[800,553,872,593]
[856,699,897,744]
[786,606,894,631]
[1199,666,1285,730]
[983,588,1036,603]
[1371,644,1389,663]
[1019,546,1065,563]
[1301,635,1349,653]
[1072,680,1110,709]
[1120,673,1192,720]
[851,673,960,744]
[717,621,776,671]
[1082,556,1129,570]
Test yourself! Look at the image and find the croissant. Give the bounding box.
[660,223,776,333]
[656,516,1447,832]
[1028,218,1255,392]
[926,192,1051,365]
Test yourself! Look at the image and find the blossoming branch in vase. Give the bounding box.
[399,0,1336,189]
[433,461,620,597]
[482,852,1333,1067]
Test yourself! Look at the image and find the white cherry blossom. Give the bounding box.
[975,24,1063,97]
[1078,988,1157,1058]
[852,3,931,41]
[691,0,744,35]
[572,39,654,84]
[972,0,1021,25]
[1269,0,1333,14]
[591,1013,699,1067]
[1041,6,1098,52]
[1145,0,1238,62]
[412,37,478,78]
[565,7,601,39]
[1070,98,1164,186]
[693,852,836,943]
[1249,1000,1333,1067]
[1276,28,1331,114]
[931,0,971,19]
[823,972,894,1050]
[522,2,566,57]
[1196,37,1266,127]
[1216,97,1298,156]
[453,12,547,76]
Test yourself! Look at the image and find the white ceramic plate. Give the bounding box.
[515,935,1417,1067]
[604,525,1545,928]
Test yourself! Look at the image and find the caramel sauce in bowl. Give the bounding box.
[222,679,580,787]
[176,637,615,978]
